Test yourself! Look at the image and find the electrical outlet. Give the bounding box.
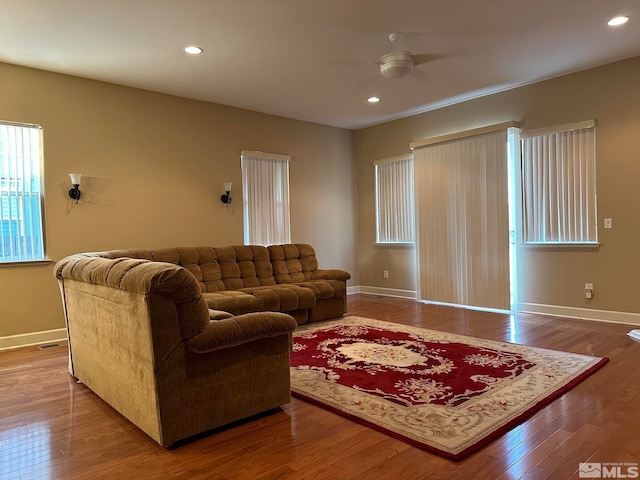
[383,270,389,279]
[585,283,594,299]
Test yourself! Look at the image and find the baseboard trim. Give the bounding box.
[517,302,640,326]
[346,291,640,327]
[349,285,418,299]
[6,303,632,352]
[0,328,68,351]
[346,286,360,295]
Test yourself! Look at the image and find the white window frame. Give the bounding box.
[520,120,597,245]
[0,121,46,264]
[374,154,415,245]
[241,150,291,246]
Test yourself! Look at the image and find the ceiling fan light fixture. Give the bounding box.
[379,51,413,79]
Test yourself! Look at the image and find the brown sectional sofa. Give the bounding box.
[64,243,350,324]
[54,243,350,446]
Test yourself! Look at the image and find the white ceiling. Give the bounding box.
[1,0,639,130]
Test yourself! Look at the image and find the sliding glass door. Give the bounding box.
[412,127,512,311]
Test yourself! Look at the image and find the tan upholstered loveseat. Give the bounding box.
[54,243,349,446]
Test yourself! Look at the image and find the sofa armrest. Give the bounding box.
[311,269,351,282]
[55,255,201,301]
[54,254,209,339]
[186,312,297,353]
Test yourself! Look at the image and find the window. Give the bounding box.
[0,121,45,263]
[241,150,291,246]
[374,155,414,244]
[520,120,597,244]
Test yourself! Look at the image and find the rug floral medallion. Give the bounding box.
[289,316,608,461]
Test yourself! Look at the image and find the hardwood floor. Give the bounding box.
[1,294,639,479]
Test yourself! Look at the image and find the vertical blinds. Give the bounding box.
[0,122,45,262]
[375,156,414,243]
[241,150,291,246]
[520,121,597,243]
[413,128,511,310]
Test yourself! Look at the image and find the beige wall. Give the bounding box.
[354,56,640,315]
[0,62,357,339]
[4,54,640,341]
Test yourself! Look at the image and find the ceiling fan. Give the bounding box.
[330,32,437,82]
[379,32,416,79]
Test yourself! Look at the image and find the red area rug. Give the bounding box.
[290,316,608,461]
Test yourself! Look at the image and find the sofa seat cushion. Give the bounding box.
[295,280,344,300]
[202,291,261,316]
[208,309,234,320]
[238,285,316,312]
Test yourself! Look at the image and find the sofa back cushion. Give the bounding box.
[214,245,276,291]
[100,246,276,293]
[268,244,318,283]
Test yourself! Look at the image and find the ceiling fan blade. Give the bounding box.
[328,58,380,67]
[356,72,383,89]
[410,53,449,66]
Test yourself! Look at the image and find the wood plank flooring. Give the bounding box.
[1,294,639,479]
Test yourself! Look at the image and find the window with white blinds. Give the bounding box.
[374,155,414,244]
[241,150,291,246]
[0,121,45,263]
[520,120,597,244]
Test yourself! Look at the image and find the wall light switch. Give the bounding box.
[604,218,612,229]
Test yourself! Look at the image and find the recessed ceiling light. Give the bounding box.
[184,46,203,55]
[608,16,629,26]
[368,96,381,103]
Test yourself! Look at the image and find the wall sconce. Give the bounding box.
[68,173,82,203]
[220,182,232,205]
